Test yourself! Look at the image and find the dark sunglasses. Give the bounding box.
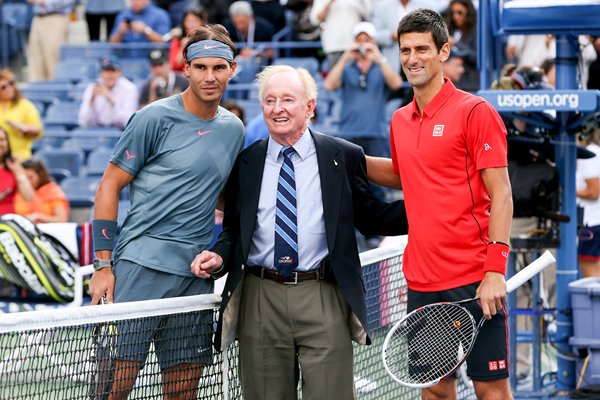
[0,81,14,90]
[359,74,367,90]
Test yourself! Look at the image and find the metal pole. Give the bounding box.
[554,33,579,394]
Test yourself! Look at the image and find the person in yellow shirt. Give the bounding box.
[0,69,44,159]
[13,158,70,224]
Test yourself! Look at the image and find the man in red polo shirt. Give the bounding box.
[367,9,514,400]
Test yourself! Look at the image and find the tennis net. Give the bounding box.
[0,237,475,399]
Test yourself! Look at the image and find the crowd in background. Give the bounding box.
[1,0,600,258]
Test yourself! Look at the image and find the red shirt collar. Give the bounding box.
[410,77,457,120]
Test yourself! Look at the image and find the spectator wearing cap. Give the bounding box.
[310,0,372,68]
[139,49,189,109]
[109,0,171,44]
[27,0,77,82]
[78,58,139,129]
[224,1,275,60]
[324,21,402,247]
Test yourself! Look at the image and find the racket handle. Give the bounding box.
[506,250,556,294]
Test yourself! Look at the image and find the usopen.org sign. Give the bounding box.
[478,90,600,112]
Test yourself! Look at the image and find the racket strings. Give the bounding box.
[384,304,476,385]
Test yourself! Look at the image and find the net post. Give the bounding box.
[222,345,229,400]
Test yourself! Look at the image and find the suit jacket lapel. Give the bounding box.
[239,140,268,258]
[312,131,343,251]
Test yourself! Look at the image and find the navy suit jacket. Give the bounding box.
[212,130,408,351]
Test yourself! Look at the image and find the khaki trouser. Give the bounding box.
[28,14,69,82]
[237,273,357,400]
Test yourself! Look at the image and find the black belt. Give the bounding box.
[36,12,64,17]
[246,259,332,285]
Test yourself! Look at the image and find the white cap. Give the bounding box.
[352,21,376,38]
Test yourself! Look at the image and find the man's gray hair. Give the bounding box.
[229,1,253,16]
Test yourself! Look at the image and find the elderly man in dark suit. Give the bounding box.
[191,65,408,400]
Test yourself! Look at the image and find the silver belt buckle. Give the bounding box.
[284,272,298,285]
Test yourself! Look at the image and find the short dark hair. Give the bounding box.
[183,24,237,63]
[397,8,449,52]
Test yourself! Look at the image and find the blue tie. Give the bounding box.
[274,147,298,278]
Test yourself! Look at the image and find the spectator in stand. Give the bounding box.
[540,58,556,88]
[505,35,555,70]
[577,127,600,278]
[310,0,372,69]
[78,58,139,129]
[201,0,234,25]
[589,36,600,90]
[0,69,43,160]
[284,0,322,57]
[0,128,16,215]
[443,46,467,83]
[13,158,70,224]
[26,0,76,82]
[446,0,479,92]
[139,49,189,108]
[85,0,126,42]
[109,0,171,44]
[324,21,402,247]
[250,0,286,33]
[224,1,275,60]
[373,0,441,74]
[169,7,209,72]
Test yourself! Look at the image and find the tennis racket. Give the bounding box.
[381,250,555,388]
[88,295,117,400]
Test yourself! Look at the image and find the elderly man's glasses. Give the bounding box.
[0,81,14,90]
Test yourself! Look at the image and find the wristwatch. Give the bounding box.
[93,258,113,271]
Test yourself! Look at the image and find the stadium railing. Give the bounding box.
[0,239,476,400]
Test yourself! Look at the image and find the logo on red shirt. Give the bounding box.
[484,143,493,151]
[432,125,444,137]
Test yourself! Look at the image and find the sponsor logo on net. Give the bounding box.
[496,92,579,109]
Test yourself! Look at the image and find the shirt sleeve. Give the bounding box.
[390,118,400,175]
[110,109,157,176]
[466,101,508,171]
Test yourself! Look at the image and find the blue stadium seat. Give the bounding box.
[35,148,84,176]
[84,147,113,177]
[273,57,321,77]
[53,59,100,84]
[120,58,151,81]
[22,82,74,102]
[48,168,71,184]
[235,99,263,121]
[60,176,100,208]
[30,99,46,117]
[70,127,122,148]
[37,127,70,149]
[44,101,81,129]
[61,138,108,160]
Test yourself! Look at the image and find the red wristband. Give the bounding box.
[483,242,510,275]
